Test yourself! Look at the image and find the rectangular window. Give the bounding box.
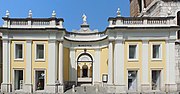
[15,44,23,59]
[152,70,161,90]
[128,71,137,91]
[36,44,45,60]
[152,45,160,59]
[14,70,23,90]
[129,45,137,59]
[35,70,45,90]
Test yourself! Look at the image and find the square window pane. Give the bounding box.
[129,45,137,59]
[153,45,160,59]
[36,44,44,59]
[15,44,23,59]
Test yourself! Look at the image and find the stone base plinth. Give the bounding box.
[58,85,64,93]
[23,84,33,93]
[165,84,177,92]
[45,84,57,93]
[1,83,12,92]
[106,85,126,93]
[141,84,150,92]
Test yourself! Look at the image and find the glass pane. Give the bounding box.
[129,45,136,59]
[37,44,44,59]
[153,45,160,58]
[15,44,22,59]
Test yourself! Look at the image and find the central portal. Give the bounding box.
[77,52,93,85]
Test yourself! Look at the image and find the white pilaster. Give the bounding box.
[58,41,64,93]
[24,40,32,93]
[165,40,177,91]
[46,40,57,93]
[59,41,63,84]
[69,48,76,83]
[114,40,124,85]
[93,48,101,84]
[141,40,150,91]
[108,41,113,84]
[1,40,11,92]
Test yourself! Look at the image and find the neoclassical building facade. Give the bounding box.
[0,0,180,93]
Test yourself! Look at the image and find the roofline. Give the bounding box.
[2,17,64,22]
[0,27,66,33]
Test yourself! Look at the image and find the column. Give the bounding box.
[141,40,150,91]
[80,68,82,78]
[58,41,64,93]
[24,40,32,92]
[88,67,90,78]
[69,48,76,84]
[166,40,177,92]
[1,40,11,92]
[93,48,101,84]
[46,40,57,93]
[114,40,125,92]
[108,41,113,85]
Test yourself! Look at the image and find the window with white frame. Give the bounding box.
[36,44,45,60]
[129,44,138,60]
[15,44,23,59]
[152,44,161,59]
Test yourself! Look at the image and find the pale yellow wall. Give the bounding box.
[148,40,166,84]
[11,40,26,83]
[100,47,108,81]
[32,41,48,84]
[124,40,142,86]
[63,47,69,81]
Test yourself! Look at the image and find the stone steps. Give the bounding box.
[64,86,107,94]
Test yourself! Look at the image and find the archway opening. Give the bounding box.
[77,52,93,84]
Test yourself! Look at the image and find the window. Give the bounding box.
[14,70,23,90]
[152,70,161,90]
[35,70,45,90]
[178,30,180,39]
[128,44,138,60]
[36,44,45,60]
[152,44,161,59]
[138,0,142,13]
[177,11,180,26]
[128,71,137,91]
[15,44,23,59]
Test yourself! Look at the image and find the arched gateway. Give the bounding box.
[77,52,93,85]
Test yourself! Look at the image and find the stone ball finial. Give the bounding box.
[52,10,56,18]
[28,10,32,18]
[5,10,10,18]
[117,8,121,17]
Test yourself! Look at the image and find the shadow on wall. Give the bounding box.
[0,37,2,88]
[64,61,76,92]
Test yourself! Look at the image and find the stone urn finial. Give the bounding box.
[117,8,121,17]
[52,10,56,18]
[28,10,32,18]
[5,10,10,18]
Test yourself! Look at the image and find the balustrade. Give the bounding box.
[109,17,175,26]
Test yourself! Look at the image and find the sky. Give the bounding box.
[0,0,130,31]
